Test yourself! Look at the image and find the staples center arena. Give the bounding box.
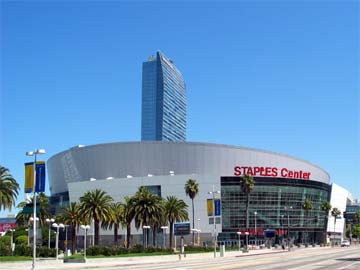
[48,141,331,246]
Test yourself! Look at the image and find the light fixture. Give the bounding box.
[52,223,64,260]
[80,225,91,259]
[90,178,96,181]
[46,218,55,248]
[127,175,133,178]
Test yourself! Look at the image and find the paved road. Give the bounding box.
[1,246,359,270]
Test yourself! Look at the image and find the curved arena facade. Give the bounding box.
[48,141,331,246]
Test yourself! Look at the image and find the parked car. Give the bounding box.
[341,240,350,247]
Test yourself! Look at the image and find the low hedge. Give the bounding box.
[86,245,172,256]
[0,245,56,257]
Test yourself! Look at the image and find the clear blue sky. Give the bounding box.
[1,1,359,216]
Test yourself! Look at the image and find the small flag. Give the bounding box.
[24,161,46,193]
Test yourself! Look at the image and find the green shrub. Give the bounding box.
[0,236,11,246]
[14,245,32,256]
[0,245,12,256]
[37,247,56,257]
[143,246,163,253]
[184,246,210,252]
[114,246,129,255]
[15,235,28,246]
[100,246,114,256]
[86,245,102,256]
[129,244,144,253]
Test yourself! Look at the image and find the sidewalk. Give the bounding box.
[0,247,289,270]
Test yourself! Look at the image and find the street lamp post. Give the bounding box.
[64,225,69,256]
[80,225,90,260]
[281,215,284,240]
[161,226,168,249]
[45,218,55,248]
[10,229,15,255]
[52,223,64,260]
[143,225,150,248]
[254,211,257,247]
[237,232,241,251]
[25,228,30,246]
[208,186,220,258]
[245,232,249,248]
[285,206,293,251]
[26,148,45,270]
[197,219,201,246]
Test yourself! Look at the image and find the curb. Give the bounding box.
[235,250,288,257]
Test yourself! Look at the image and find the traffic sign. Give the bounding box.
[174,222,190,236]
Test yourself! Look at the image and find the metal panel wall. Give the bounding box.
[48,141,330,195]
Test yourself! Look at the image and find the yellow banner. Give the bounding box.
[207,199,214,216]
[24,162,34,193]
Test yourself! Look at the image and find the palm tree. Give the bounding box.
[122,196,136,248]
[185,179,199,246]
[0,166,19,211]
[79,189,114,245]
[240,174,255,249]
[331,207,341,245]
[320,201,331,244]
[102,202,124,246]
[59,202,82,254]
[302,198,313,244]
[163,196,188,249]
[355,211,360,226]
[16,192,51,226]
[132,186,163,247]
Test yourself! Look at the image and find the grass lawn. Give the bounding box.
[0,256,32,262]
[83,251,174,259]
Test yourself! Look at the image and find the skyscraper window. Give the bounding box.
[141,51,186,141]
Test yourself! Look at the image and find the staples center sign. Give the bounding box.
[234,166,311,180]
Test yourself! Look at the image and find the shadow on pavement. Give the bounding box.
[336,258,360,262]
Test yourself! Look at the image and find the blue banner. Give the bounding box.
[35,161,46,192]
[214,199,221,216]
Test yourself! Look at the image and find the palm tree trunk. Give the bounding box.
[333,218,336,245]
[114,223,118,246]
[146,229,150,248]
[192,198,195,246]
[169,222,174,249]
[323,215,328,244]
[95,219,100,245]
[71,224,76,254]
[246,193,249,248]
[126,224,131,248]
[152,225,157,247]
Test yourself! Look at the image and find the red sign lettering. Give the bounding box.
[234,166,311,180]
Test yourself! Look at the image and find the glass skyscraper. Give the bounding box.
[141,51,186,141]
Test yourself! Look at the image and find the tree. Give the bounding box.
[163,196,188,249]
[240,174,255,249]
[58,202,82,254]
[132,186,163,247]
[184,179,199,246]
[302,198,313,243]
[0,166,19,211]
[352,225,360,239]
[331,207,341,245]
[79,189,114,245]
[320,201,332,244]
[16,192,51,226]
[354,211,360,226]
[122,196,136,248]
[102,202,124,246]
